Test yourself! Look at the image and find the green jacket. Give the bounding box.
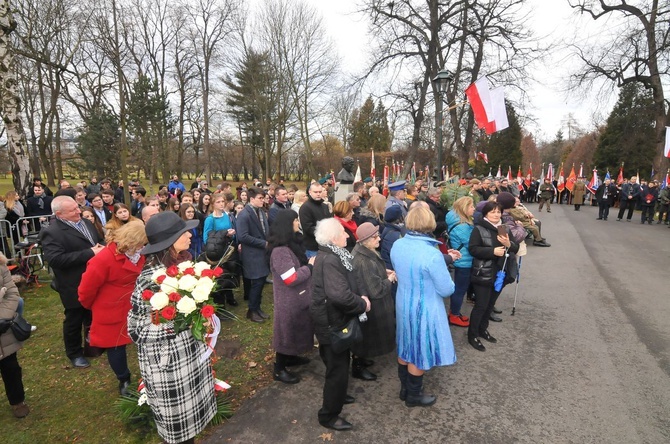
[539,183,554,200]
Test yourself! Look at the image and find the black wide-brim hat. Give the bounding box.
[142,211,199,255]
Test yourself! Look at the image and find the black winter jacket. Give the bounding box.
[310,246,366,344]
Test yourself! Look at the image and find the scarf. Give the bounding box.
[325,244,353,271]
[484,217,502,227]
[125,250,142,265]
[334,216,358,240]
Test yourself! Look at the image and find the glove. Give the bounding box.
[0,319,11,334]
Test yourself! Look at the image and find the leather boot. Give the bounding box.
[397,363,409,401]
[352,358,377,381]
[273,363,299,384]
[405,374,436,407]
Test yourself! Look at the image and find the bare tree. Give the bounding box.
[183,0,238,184]
[568,0,669,172]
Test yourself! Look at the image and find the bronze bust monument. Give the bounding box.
[336,156,356,184]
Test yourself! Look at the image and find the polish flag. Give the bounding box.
[465,78,509,135]
[477,151,489,164]
[496,165,502,178]
[517,166,524,191]
[617,164,624,184]
[370,150,376,181]
[506,166,513,182]
[214,378,231,392]
[525,164,532,187]
[465,77,493,131]
[280,267,298,286]
[665,127,670,158]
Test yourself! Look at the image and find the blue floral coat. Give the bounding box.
[390,233,456,371]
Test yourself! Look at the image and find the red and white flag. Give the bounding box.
[477,151,489,164]
[506,166,513,182]
[496,165,502,178]
[465,77,493,131]
[546,163,554,182]
[370,150,376,181]
[517,166,524,191]
[617,164,624,184]
[280,267,298,286]
[578,164,583,178]
[465,77,509,135]
[383,164,389,188]
[557,165,566,193]
[665,127,670,158]
[525,164,532,187]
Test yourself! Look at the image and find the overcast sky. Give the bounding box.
[310,0,622,142]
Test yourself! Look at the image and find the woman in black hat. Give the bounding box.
[126,211,215,444]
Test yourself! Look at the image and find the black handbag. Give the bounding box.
[9,313,32,342]
[330,317,363,354]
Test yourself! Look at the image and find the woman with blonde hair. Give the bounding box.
[78,221,147,395]
[357,194,386,232]
[4,191,24,246]
[445,196,476,327]
[290,190,307,213]
[390,206,456,407]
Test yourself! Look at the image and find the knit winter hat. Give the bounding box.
[497,192,516,210]
[356,222,379,243]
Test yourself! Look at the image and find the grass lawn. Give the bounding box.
[0,271,276,443]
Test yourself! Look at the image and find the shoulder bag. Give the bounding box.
[10,313,32,342]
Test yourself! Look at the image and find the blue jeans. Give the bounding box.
[106,345,130,381]
[450,267,471,316]
[17,298,24,316]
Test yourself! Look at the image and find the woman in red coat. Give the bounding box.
[79,220,147,395]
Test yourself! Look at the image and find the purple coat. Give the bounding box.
[270,246,315,356]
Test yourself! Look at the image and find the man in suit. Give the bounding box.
[88,193,112,226]
[40,196,105,368]
[596,178,616,220]
[236,187,270,323]
[617,176,640,221]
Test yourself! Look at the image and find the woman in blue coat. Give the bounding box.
[445,196,475,327]
[390,206,456,408]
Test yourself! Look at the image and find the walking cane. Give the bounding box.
[511,256,522,316]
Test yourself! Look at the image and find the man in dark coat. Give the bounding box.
[617,176,640,221]
[236,187,270,323]
[39,196,104,368]
[596,178,616,220]
[299,182,331,257]
[26,184,53,217]
[425,187,448,238]
[268,186,291,225]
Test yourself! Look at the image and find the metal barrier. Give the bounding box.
[0,220,15,260]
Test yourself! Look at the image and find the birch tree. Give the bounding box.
[0,0,31,196]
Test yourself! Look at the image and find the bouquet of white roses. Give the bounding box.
[140,260,223,342]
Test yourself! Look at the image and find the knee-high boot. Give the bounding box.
[405,374,436,408]
[397,363,408,401]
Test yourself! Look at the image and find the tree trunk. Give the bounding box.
[0,1,31,198]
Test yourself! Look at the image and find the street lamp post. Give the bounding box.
[433,69,454,181]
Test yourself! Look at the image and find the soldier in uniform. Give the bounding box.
[538,178,554,213]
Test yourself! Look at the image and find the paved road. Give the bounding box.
[203,203,670,443]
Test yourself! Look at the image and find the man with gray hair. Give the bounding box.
[40,196,105,369]
[424,187,448,238]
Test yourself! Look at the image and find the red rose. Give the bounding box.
[166,265,179,277]
[141,289,154,300]
[201,305,215,318]
[161,306,176,320]
[168,292,182,302]
[156,275,167,284]
[201,269,214,278]
[212,267,224,277]
[183,267,195,276]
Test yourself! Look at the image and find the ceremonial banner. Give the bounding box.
[566,165,577,193]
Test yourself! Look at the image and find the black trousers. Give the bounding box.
[317,344,350,425]
[468,283,501,339]
[63,307,92,359]
[0,352,25,405]
[106,345,130,381]
[598,201,610,219]
[617,199,636,220]
[640,205,654,222]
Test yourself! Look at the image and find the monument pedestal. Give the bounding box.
[334,183,353,203]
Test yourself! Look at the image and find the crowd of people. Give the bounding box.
[7,168,666,441]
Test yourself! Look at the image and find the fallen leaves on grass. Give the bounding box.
[247,361,257,369]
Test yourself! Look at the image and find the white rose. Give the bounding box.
[196,276,214,290]
[137,393,148,406]
[193,262,210,276]
[176,296,197,315]
[149,292,170,310]
[191,286,211,303]
[177,261,195,273]
[160,276,179,293]
[150,268,167,283]
[178,274,199,292]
